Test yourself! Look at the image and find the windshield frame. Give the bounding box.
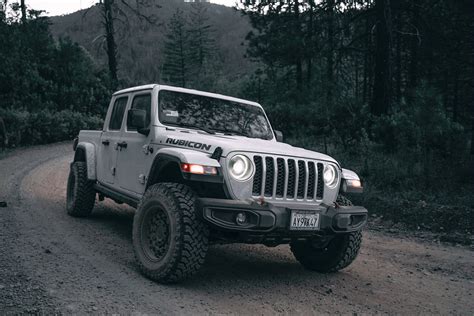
[156,87,275,141]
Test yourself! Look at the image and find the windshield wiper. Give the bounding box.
[166,122,215,134]
[213,128,249,137]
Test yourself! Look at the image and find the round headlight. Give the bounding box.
[229,155,254,181]
[323,164,339,188]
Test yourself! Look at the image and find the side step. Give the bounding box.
[94,183,139,208]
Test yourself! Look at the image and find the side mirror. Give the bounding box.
[128,109,149,136]
[274,130,284,142]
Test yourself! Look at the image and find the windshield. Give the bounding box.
[158,90,274,140]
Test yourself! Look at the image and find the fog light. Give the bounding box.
[235,212,247,225]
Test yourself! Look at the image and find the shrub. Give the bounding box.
[0,108,103,147]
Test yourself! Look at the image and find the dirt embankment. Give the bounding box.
[0,143,473,314]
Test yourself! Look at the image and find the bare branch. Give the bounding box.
[119,0,157,25]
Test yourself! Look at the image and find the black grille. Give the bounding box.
[297,160,306,199]
[317,163,324,199]
[250,155,325,201]
[252,156,263,195]
[307,162,316,198]
[264,157,274,196]
[276,158,285,197]
[287,160,296,198]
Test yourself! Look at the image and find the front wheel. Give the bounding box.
[132,183,209,283]
[66,161,96,217]
[291,194,362,273]
[290,230,362,273]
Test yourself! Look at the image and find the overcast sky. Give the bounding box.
[25,0,234,16]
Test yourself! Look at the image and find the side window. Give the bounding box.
[127,93,151,131]
[109,96,128,131]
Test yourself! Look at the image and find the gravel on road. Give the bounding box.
[0,143,473,314]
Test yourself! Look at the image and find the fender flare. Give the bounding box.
[341,168,363,193]
[74,142,97,180]
[146,147,222,189]
[341,168,360,181]
[155,147,221,167]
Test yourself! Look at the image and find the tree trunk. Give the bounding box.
[355,57,359,100]
[1,0,8,21]
[452,71,459,122]
[103,0,118,88]
[470,113,474,179]
[20,0,26,23]
[394,3,402,105]
[293,0,302,93]
[362,8,371,104]
[407,0,419,103]
[179,32,186,88]
[306,0,315,88]
[471,115,474,156]
[371,0,392,116]
[326,0,335,109]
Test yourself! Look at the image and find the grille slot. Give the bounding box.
[251,155,325,201]
[276,158,285,197]
[287,160,296,198]
[252,156,263,195]
[264,157,274,196]
[317,163,324,199]
[297,160,306,199]
[307,162,316,198]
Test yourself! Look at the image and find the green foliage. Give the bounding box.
[0,5,111,147]
[373,84,465,154]
[280,84,470,234]
[0,108,103,147]
[163,9,190,87]
[50,1,251,90]
[188,3,216,70]
[162,5,218,89]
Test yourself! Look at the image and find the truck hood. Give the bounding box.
[154,127,339,165]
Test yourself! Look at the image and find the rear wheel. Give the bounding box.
[132,183,209,283]
[66,161,96,217]
[290,195,362,273]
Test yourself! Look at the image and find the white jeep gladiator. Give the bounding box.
[66,84,368,283]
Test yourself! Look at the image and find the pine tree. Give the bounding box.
[188,2,215,71]
[163,9,190,88]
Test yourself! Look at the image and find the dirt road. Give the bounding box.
[0,143,473,315]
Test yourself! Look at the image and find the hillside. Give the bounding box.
[49,0,254,87]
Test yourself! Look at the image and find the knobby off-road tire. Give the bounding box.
[66,161,96,217]
[132,183,209,284]
[290,195,362,273]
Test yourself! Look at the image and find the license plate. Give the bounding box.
[290,211,320,230]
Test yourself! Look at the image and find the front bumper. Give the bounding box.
[196,198,367,235]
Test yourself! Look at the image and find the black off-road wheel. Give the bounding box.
[290,195,362,273]
[66,161,96,217]
[132,183,209,284]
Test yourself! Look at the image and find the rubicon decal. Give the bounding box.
[165,138,212,151]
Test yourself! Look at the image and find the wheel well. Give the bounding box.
[147,161,183,187]
[74,147,86,162]
[147,158,228,199]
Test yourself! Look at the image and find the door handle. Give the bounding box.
[117,141,128,149]
[102,140,110,146]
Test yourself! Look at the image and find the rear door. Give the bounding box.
[97,95,129,185]
[115,91,154,194]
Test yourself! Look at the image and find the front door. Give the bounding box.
[115,92,154,194]
[97,95,129,185]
